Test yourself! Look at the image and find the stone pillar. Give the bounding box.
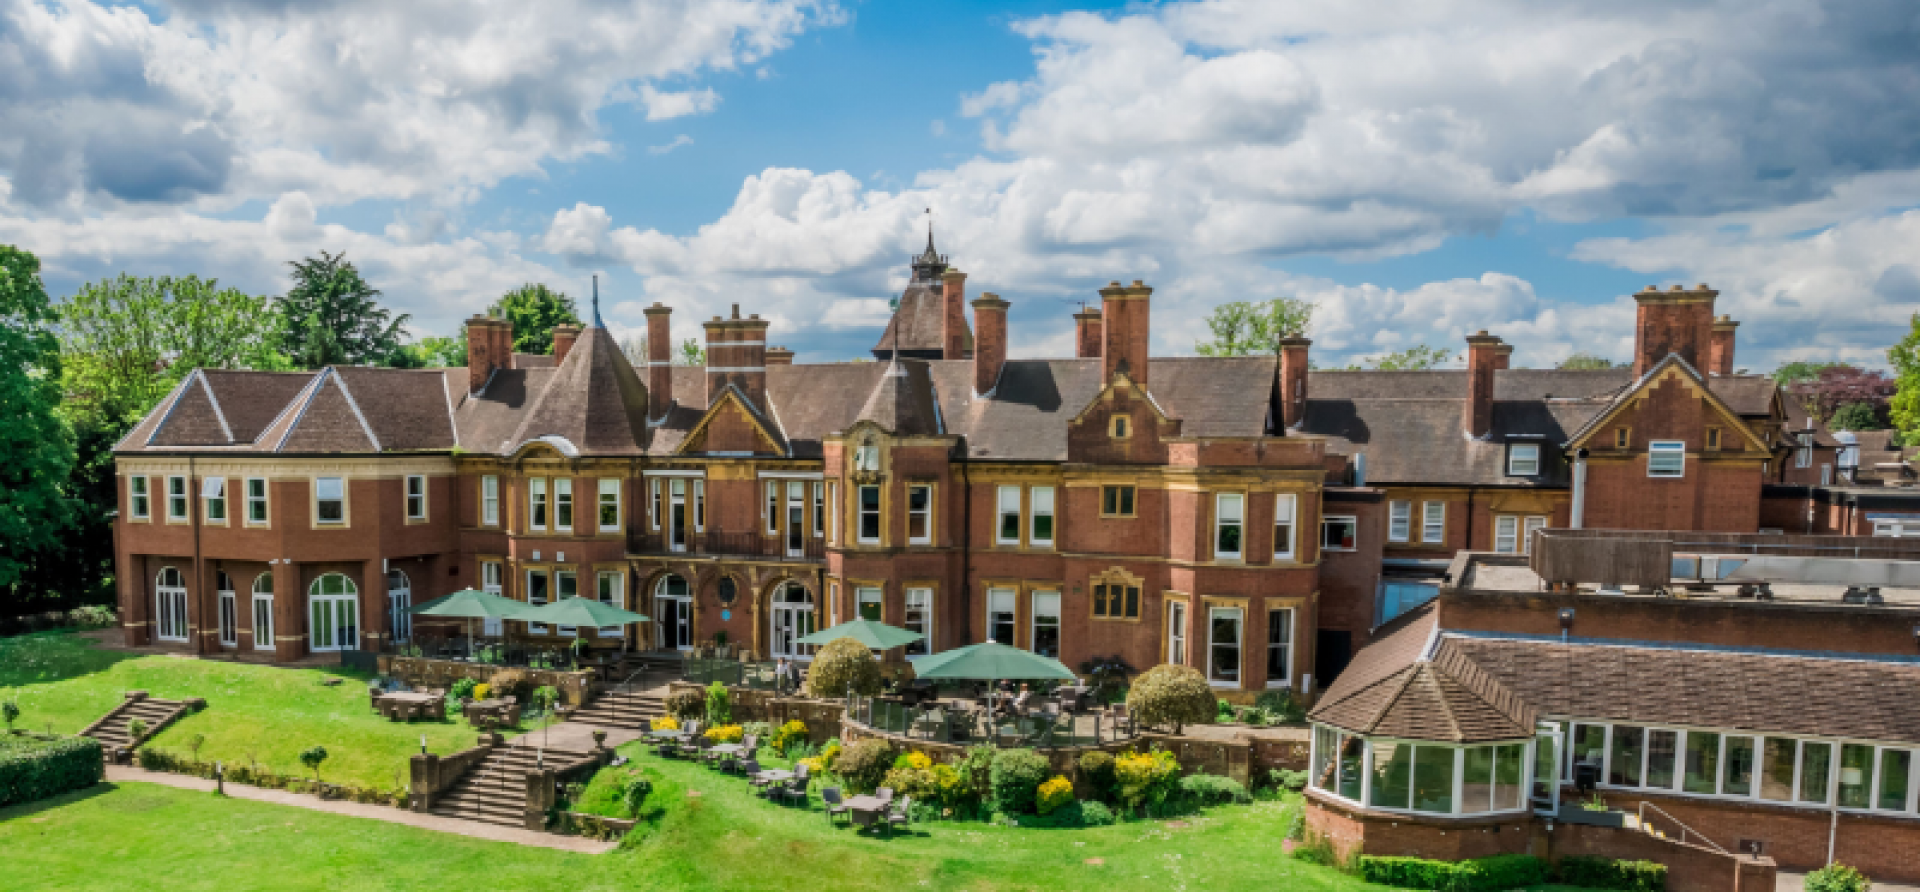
[274,560,303,662]
[363,557,388,652]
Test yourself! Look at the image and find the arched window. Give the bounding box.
[654,574,691,651]
[769,582,816,661]
[308,573,359,652]
[251,573,275,652]
[387,569,412,644]
[155,567,188,642]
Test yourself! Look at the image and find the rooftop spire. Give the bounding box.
[910,207,948,282]
[591,274,604,328]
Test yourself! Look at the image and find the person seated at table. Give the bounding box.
[1009,683,1033,717]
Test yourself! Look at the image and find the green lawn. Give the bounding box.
[0,631,524,788]
[3,749,1391,892]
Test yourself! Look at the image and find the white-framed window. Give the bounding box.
[1208,606,1243,687]
[826,482,839,544]
[786,480,806,557]
[314,476,345,524]
[1649,441,1686,478]
[857,586,883,622]
[987,587,1016,646]
[155,566,188,641]
[650,479,662,531]
[306,572,358,652]
[1267,607,1294,688]
[167,475,189,521]
[1032,590,1061,658]
[1821,464,1833,486]
[813,482,824,538]
[1168,601,1187,665]
[766,481,780,534]
[481,560,503,594]
[525,569,550,635]
[1388,500,1411,543]
[405,475,426,521]
[1422,501,1446,544]
[250,572,274,651]
[246,477,268,525]
[1322,515,1358,552]
[216,570,237,646]
[857,485,881,544]
[908,484,933,545]
[129,476,150,520]
[1030,486,1055,549]
[482,475,499,526]
[554,570,577,636]
[1508,443,1541,476]
[1275,494,1297,560]
[1796,433,1813,469]
[1215,492,1244,560]
[529,478,548,531]
[693,479,706,532]
[904,587,932,657]
[667,479,689,551]
[202,477,227,522]
[1523,516,1547,554]
[554,478,573,531]
[598,479,620,532]
[1494,516,1520,553]
[597,571,625,638]
[996,485,1022,545]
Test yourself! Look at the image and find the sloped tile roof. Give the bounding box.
[1307,603,1534,743]
[873,282,970,358]
[504,327,649,456]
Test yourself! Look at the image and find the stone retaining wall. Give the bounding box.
[379,656,595,706]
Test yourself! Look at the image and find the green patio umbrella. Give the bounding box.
[911,641,1076,719]
[507,596,650,628]
[408,588,529,653]
[795,617,924,650]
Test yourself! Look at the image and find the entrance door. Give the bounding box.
[769,582,816,660]
[655,574,691,650]
[308,573,360,652]
[251,573,275,651]
[1532,721,1563,816]
[387,569,411,644]
[217,571,238,646]
[155,567,189,642]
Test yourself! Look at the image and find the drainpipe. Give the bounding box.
[1570,448,1589,529]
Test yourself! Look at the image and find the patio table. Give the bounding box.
[707,743,744,755]
[462,698,519,726]
[754,769,794,785]
[647,730,687,740]
[842,795,889,827]
[378,692,441,722]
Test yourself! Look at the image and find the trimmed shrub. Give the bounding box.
[1179,773,1249,805]
[990,748,1051,815]
[2,699,19,731]
[1805,864,1869,892]
[881,762,941,803]
[1036,775,1075,814]
[0,736,103,806]
[833,738,896,794]
[805,637,882,699]
[1126,664,1215,733]
[449,677,478,701]
[1557,856,1668,892]
[1472,854,1553,891]
[1360,854,1550,892]
[702,724,743,744]
[1113,747,1182,813]
[1020,799,1118,828]
[1077,750,1116,801]
[705,682,731,724]
[1271,768,1309,792]
[664,689,705,721]
[621,776,653,818]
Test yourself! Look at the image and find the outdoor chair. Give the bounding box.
[774,766,812,806]
[741,759,767,789]
[1109,704,1133,737]
[875,787,893,803]
[821,787,850,825]
[886,796,912,834]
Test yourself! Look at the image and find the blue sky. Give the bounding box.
[4,0,1918,370]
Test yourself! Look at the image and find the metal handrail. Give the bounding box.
[1636,801,1729,855]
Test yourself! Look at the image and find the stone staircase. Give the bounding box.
[570,680,669,730]
[429,745,593,828]
[80,691,204,757]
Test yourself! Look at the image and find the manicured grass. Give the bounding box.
[0,631,530,788]
[4,749,1392,892]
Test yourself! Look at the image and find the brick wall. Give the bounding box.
[1440,588,1920,658]
[1602,789,1920,883]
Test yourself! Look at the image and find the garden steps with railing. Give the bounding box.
[430,746,594,828]
[79,691,203,758]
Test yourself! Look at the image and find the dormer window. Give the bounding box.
[1507,443,1540,476]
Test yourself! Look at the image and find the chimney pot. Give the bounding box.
[1279,337,1311,431]
[1073,307,1104,359]
[1464,332,1503,438]
[941,268,970,359]
[731,303,740,320]
[645,303,674,421]
[1100,280,1153,388]
[971,293,1010,395]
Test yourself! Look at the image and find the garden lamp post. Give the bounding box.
[214,761,224,795]
[419,734,427,755]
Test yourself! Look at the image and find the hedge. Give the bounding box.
[1557,856,1667,892]
[1358,854,1550,892]
[0,735,104,807]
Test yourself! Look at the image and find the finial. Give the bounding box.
[591,275,603,328]
[926,207,934,252]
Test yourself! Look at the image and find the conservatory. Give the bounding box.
[1310,725,1539,817]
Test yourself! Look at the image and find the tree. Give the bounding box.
[58,274,287,426]
[391,335,466,369]
[1785,364,1894,422]
[805,637,882,698]
[0,246,75,591]
[1772,360,1845,387]
[490,284,579,355]
[278,251,409,368]
[1891,315,1920,447]
[1195,298,1315,356]
[1557,352,1620,370]
[299,745,329,781]
[1125,664,1215,734]
[1347,344,1455,370]
[1830,402,1886,431]
[677,338,706,366]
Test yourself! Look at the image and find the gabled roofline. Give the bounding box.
[1563,353,1770,453]
[1069,367,1174,426]
[194,370,235,442]
[128,376,195,450]
[329,370,384,452]
[674,387,785,457]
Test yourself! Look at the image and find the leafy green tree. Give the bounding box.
[1349,344,1455,370]
[58,274,287,426]
[278,251,409,368]
[1195,298,1315,356]
[391,335,467,369]
[1829,402,1886,431]
[677,338,706,366]
[490,284,579,355]
[1772,360,1845,386]
[0,246,76,591]
[1557,352,1620,370]
[1890,315,1920,447]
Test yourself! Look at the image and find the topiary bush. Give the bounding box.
[664,689,705,721]
[1126,664,1215,733]
[0,736,103,807]
[299,745,329,782]
[1805,864,1870,892]
[832,738,896,793]
[990,748,1052,815]
[805,637,882,699]
[1077,750,1116,801]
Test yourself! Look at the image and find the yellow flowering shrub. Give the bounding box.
[1113,748,1182,812]
[704,724,744,744]
[903,751,933,770]
[472,683,491,701]
[1036,775,1076,815]
[769,719,809,756]
[798,740,842,774]
[651,716,680,731]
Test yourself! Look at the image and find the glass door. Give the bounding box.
[155,567,189,642]
[387,570,411,644]
[1533,721,1563,816]
[655,574,691,650]
[308,574,360,653]
[769,583,816,660]
[251,573,275,651]
[217,571,238,646]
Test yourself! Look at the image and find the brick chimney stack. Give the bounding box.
[1709,315,1739,376]
[1279,337,1311,431]
[644,302,674,422]
[765,346,795,367]
[704,303,770,410]
[551,323,581,365]
[1465,331,1503,439]
[1632,283,1717,377]
[941,268,970,360]
[1494,343,1513,370]
[1074,307,1104,358]
[972,292,1009,395]
[1100,280,1153,388]
[465,314,514,395]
